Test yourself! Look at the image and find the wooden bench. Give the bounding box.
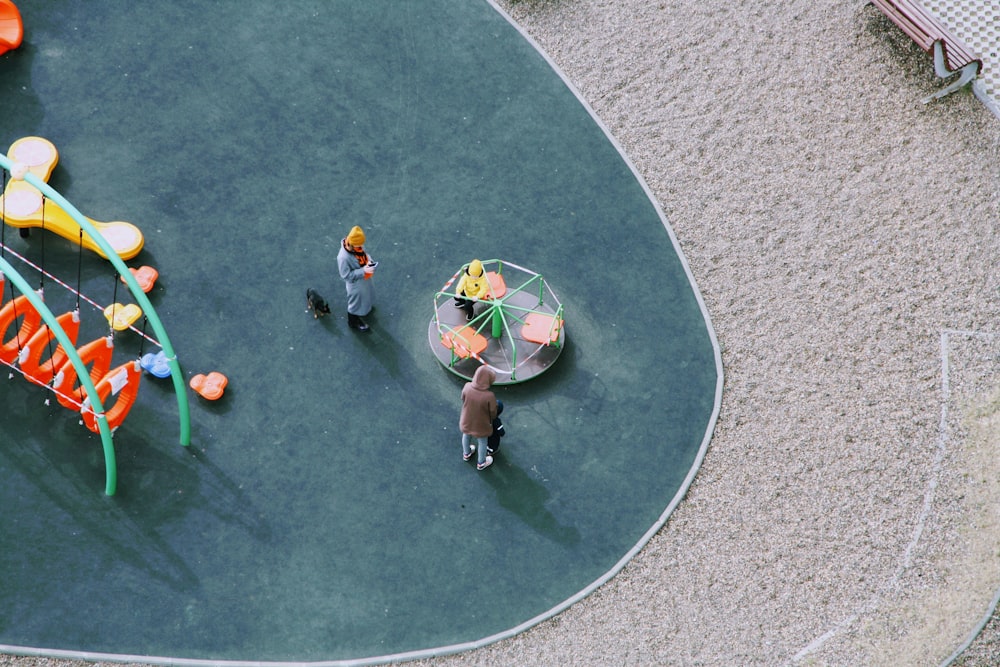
[869,0,982,102]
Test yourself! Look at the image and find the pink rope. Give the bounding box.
[0,240,160,346]
[0,355,85,410]
[439,269,462,292]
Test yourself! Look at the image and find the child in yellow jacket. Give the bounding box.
[454,258,490,321]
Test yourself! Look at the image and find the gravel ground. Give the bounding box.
[4,1,998,665]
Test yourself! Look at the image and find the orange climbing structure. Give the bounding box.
[0,0,22,56]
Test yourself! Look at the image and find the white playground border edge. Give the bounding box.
[791,328,999,665]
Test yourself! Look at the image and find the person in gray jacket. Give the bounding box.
[336,225,376,331]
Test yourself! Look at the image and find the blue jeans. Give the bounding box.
[462,433,489,465]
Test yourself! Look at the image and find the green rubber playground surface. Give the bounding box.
[0,1,721,663]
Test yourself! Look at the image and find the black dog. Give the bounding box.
[488,400,506,455]
[306,288,331,319]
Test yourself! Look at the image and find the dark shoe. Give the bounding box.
[348,314,370,331]
[465,310,474,321]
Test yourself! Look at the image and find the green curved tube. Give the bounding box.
[0,257,118,494]
[0,154,191,447]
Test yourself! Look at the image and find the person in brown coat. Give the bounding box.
[459,365,498,470]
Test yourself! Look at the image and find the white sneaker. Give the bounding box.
[477,456,494,471]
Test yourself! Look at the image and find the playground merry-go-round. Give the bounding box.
[429,258,565,384]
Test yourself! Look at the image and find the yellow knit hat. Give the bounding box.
[467,259,484,277]
[346,226,365,246]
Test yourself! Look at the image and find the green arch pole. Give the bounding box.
[0,258,118,494]
[0,155,191,448]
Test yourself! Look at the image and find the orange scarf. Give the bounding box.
[343,239,368,268]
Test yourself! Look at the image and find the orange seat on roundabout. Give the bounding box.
[0,293,42,364]
[81,359,142,433]
[484,271,506,299]
[521,312,563,345]
[441,326,488,360]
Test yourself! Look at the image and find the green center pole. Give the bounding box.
[0,155,191,447]
[491,300,503,339]
[0,258,118,494]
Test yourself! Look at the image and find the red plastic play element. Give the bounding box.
[53,336,115,410]
[0,293,42,364]
[123,266,159,293]
[190,371,228,400]
[80,359,142,433]
[18,310,81,387]
[440,326,488,360]
[0,0,23,56]
[521,312,563,345]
